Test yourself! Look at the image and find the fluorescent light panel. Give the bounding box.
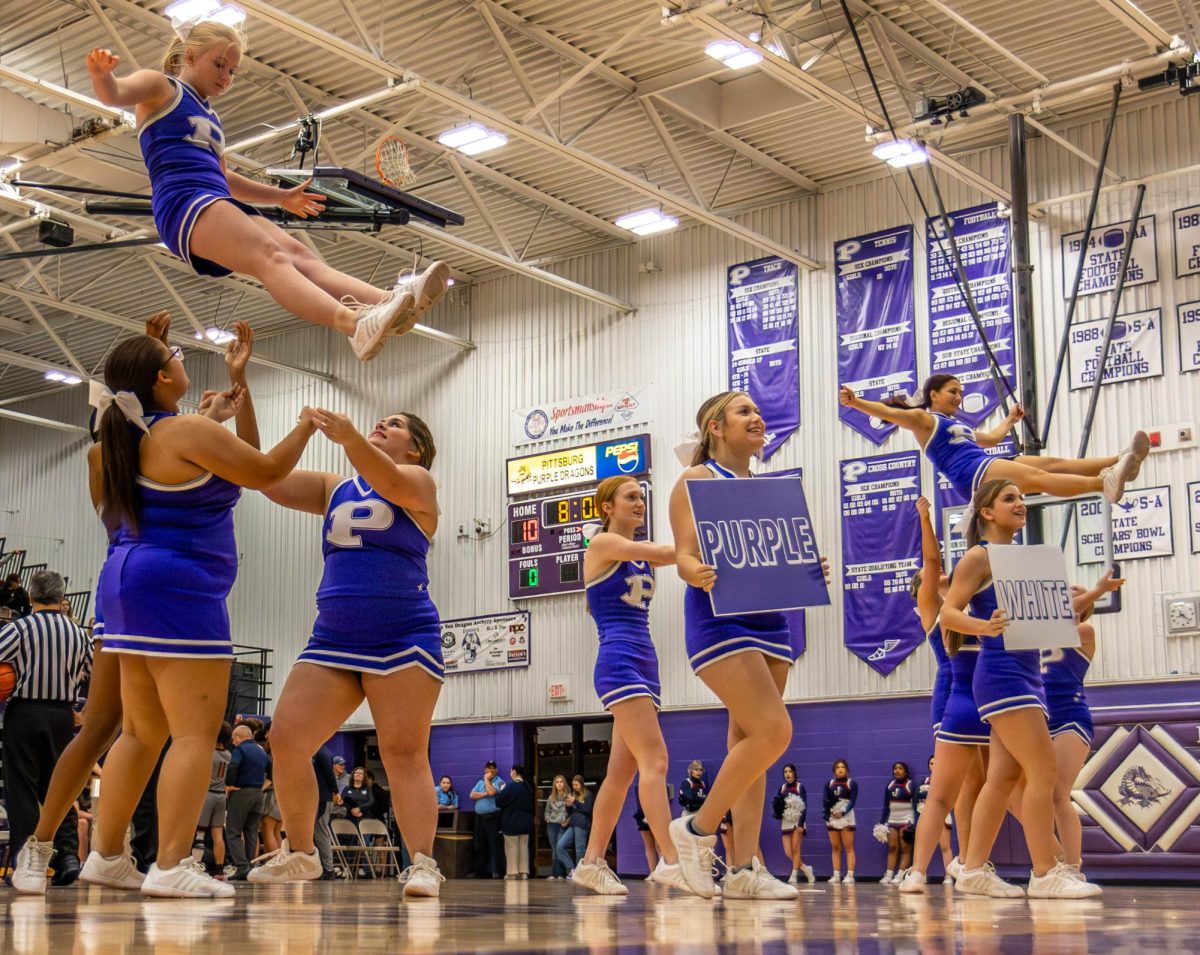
[438,123,507,155]
[614,208,679,236]
[43,370,82,385]
[872,138,929,167]
[704,39,762,69]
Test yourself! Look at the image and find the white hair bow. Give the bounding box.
[170,14,206,41]
[89,380,150,434]
[673,430,702,467]
[582,523,603,541]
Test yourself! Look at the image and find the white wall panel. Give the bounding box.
[2,96,1198,727]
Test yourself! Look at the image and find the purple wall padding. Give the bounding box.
[418,679,1200,881]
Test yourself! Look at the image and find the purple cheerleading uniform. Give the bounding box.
[921,412,1015,499]
[138,76,260,277]
[1042,646,1094,744]
[99,412,241,658]
[299,476,443,680]
[928,622,951,730]
[586,557,661,710]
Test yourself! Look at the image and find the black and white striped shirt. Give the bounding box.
[0,609,93,703]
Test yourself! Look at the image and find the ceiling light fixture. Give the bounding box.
[437,122,509,156]
[872,138,929,168]
[163,0,245,28]
[614,208,679,236]
[196,327,235,344]
[704,40,763,70]
[43,370,83,385]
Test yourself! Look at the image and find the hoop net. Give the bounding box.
[376,137,417,187]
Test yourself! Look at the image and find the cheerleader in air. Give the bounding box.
[570,476,693,896]
[85,18,448,362]
[823,759,858,884]
[249,409,446,897]
[79,329,316,899]
[667,391,830,901]
[878,762,918,885]
[939,479,1101,899]
[11,313,252,895]
[838,375,1146,502]
[773,764,814,884]
[900,496,987,893]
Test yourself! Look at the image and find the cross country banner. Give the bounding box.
[839,451,924,675]
[835,225,917,444]
[686,475,830,616]
[926,203,1016,428]
[727,256,800,461]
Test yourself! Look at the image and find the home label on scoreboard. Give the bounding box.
[508,482,652,599]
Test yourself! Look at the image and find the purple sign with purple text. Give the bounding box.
[728,256,799,461]
[926,203,1016,427]
[687,476,829,616]
[840,451,924,675]
[835,225,917,445]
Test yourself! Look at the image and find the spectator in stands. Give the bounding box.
[312,745,338,879]
[555,775,592,876]
[198,722,232,877]
[366,770,391,823]
[330,756,348,818]
[341,766,375,824]
[471,760,506,878]
[224,724,269,879]
[0,572,32,618]
[496,764,534,879]
[544,775,570,879]
[258,728,282,855]
[436,775,459,808]
[1,569,92,888]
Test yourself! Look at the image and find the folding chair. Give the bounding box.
[357,818,403,878]
[330,818,368,879]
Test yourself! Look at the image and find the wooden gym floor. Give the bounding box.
[2,879,1198,953]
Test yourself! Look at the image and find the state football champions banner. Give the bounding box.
[728,256,800,461]
[686,475,829,616]
[441,611,531,675]
[835,225,917,444]
[1061,215,1158,297]
[926,203,1016,427]
[840,452,924,675]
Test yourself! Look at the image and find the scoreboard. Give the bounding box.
[508,482,651,599]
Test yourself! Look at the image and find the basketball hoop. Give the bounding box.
[376,136,417,187]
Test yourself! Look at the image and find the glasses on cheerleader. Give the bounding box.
[160,345,184,368]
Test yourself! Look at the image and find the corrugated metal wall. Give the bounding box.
[2,95,1198,724]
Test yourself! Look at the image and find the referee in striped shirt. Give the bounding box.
[0,569,92,884]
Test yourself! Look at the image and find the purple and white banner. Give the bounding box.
[835,225,917,445]
[934,437,1019,564]
[926,203,1016,428]
[728,256,799,461]
[839,451,924,675]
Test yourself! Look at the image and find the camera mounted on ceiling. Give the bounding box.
[914,86,988,124]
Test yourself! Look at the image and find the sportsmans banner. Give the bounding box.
[926,203,1016,427]
[835,225,917,445]
[728,256,800,461]
[839,451,924,675]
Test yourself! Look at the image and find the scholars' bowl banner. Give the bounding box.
[835,225,916,445]
[687,475,829,616]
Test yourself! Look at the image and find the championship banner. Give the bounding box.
[926,203,1016,427]
[1075,487,1174,564]
[686,475,829,616]
[441,611,531,674]
[1178,301,1200,374]
[987,544,1080,652]
[835,225,917,444]
[1068,308,1163,390]
[1188,481,1200,554]
[1061,215,1158,297]
[1175,205,1200,278]
[727,256,800,461]
[839,452,924,674]
[934,437,1019,563]
[512,386,653,446]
